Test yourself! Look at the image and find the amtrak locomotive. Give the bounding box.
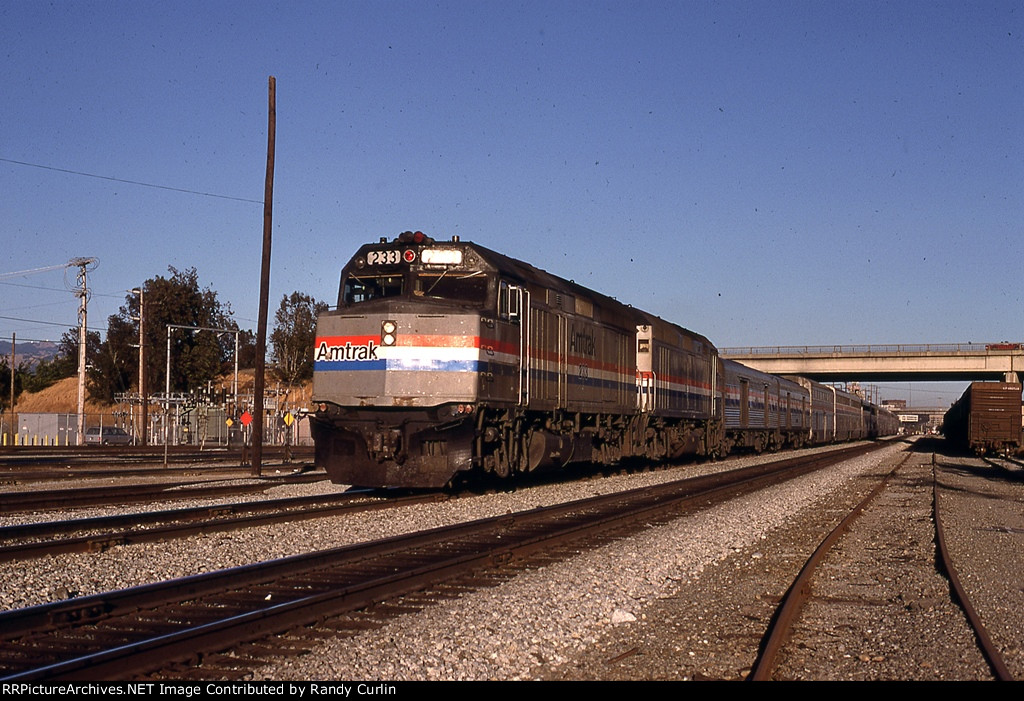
[309,231,895,488]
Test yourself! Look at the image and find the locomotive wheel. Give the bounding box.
[491,421,520,479]
[493,443,512,478]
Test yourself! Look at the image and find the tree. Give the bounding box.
[89,319,133,402]
[270,292,328,386]
[0,358,20,414]
[235,329,258,370]
[88,266,246,402]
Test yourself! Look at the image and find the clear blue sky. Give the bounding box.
[2,1,1021,407]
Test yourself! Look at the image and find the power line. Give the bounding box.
[0,315,142,341]
[0,280,71,293]
[0,262,73,280]
[0,315,74,329]
[0,336,58,345]
[0,157,263,205]
[0,299,74,315]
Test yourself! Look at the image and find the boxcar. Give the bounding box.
[942,382,1023,455]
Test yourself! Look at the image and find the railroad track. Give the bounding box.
[0,445,313,463]
[0,470,326,513]
[0,490,446,562]
[0,446,315,483]
[0,442,887,681]
[0,464,270,485]
[982,454,1024,472]
[749,447,1014,681]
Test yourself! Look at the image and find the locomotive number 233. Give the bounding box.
[367,250,402,266]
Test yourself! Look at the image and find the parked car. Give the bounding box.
[84,426,133,445]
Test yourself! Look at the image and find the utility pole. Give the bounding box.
[165,324,173,467]
[72,258,96,445]
[8,333,14,446]
[233,331,239,412]
[253,75,276,476]
[134,287,147,445]
[0,258,95,445]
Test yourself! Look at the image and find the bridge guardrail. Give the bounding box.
[720,343,1013,356]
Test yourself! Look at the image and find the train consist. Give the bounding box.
[942,381,1023,455]
[310,232,898,487]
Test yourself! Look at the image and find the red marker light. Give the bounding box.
[403,249,416,263]
[413,231,425,243]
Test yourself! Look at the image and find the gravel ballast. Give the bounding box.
[3,438,1020,680]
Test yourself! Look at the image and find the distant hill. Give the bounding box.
[0,340,60,368]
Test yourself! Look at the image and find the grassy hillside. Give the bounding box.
[14,372,314,414]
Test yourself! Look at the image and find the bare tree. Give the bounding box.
[270,292,327,386]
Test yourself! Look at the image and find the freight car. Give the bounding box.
[310,232,895,488]
[942,382,1023,455]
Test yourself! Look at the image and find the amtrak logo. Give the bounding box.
[569,325,596,357]
[315,340,380,362]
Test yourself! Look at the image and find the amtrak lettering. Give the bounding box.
[315,340,379,362]
[569,325,596,357]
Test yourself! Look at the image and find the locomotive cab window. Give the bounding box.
[414,271,489,304]
[343,273,404,305]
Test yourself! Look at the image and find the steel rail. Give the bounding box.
[933,458,1014,681]
[0,471,324,513]
[0,465,265,484]
[0,445,313,469]
[0,491,441,562]
[748,451,908,680]
[749,449,1015,681]
[0,442,889,681]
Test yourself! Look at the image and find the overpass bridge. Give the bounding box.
[719,343,1023,383]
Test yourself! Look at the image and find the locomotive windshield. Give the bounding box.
[340,238,494,308]
[342,270,490,306]
[343,273,404,305]
[414,271,488,302]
